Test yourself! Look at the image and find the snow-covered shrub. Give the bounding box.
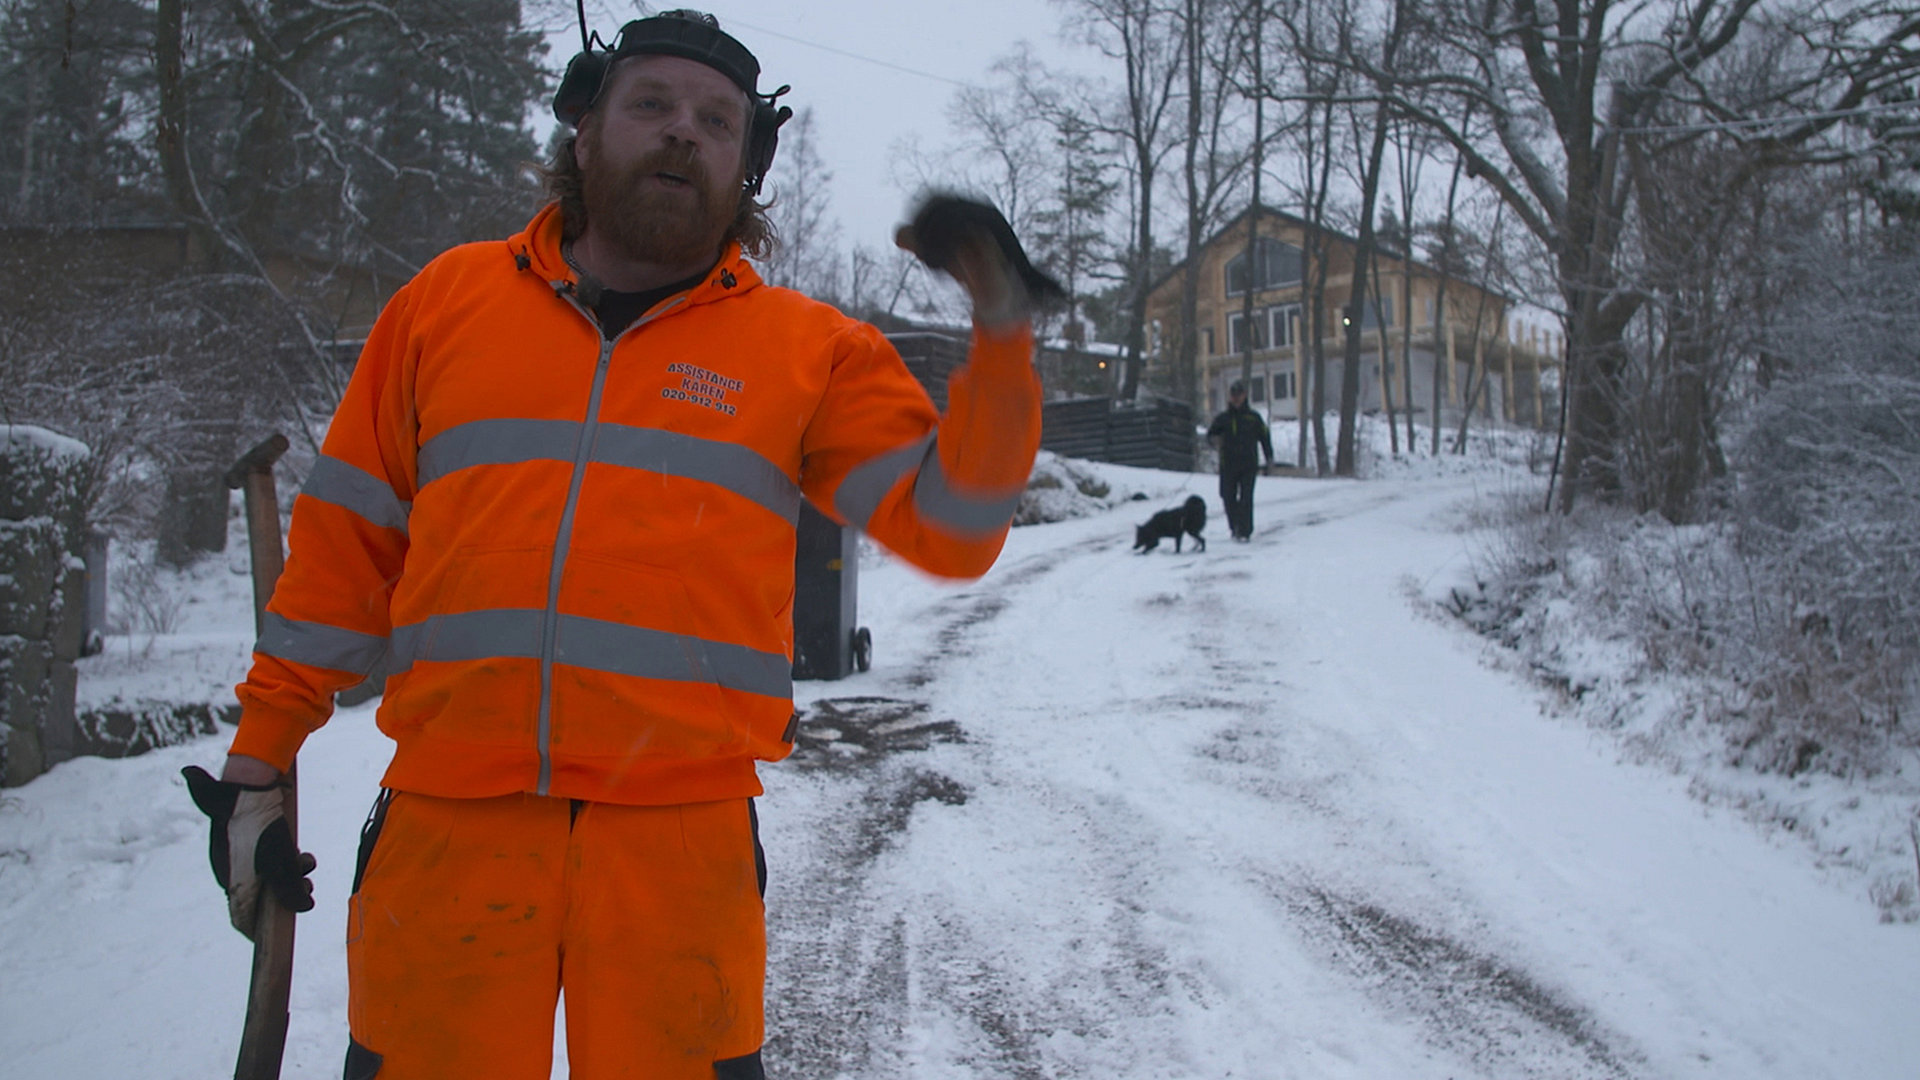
[1725,245,1920,774]
[108,542,187,641]
[1015,452,1120,525]
[1468,474,1914,780]
[1459,243,1919,782]
[1,426,92,786]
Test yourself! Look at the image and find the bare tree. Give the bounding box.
[948,48,1058,237]
[1612,9,1920,520]
[843,243,940,323]
[764,108,846,303]
[1326,0,1410,477]
[1269,0,1346,474]
[1419,102,1476,456]
[1389,109,1435,454]
[1059,0,1185,401]
[1734,235,1920,767]
[1356,0,1918,510]
[1235,0,1273,408]
[1032,114,1123,350]
[912,46,1124,350]
[1173,0,1257,412]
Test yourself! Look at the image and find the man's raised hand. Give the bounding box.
[895,194,1065,330]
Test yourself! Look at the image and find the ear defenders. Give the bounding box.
[552,13,793,197]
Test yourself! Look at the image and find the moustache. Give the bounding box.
[622,147,712,192]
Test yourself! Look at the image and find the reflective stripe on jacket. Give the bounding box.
[230,203,1041,804]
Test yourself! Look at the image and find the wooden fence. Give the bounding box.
[886,331,1197,473]
[1041,396,1196,472]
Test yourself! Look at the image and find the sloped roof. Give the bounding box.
[1149,202,1447,297]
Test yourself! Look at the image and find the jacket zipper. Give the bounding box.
[535,290,687,795]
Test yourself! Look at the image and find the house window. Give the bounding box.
[1273,371,1296,400]
[1357,298,1393,330]
[1225,237,1305,296]
[1228,310,1270,352]
[1271,303,1301,347]
[1202,326,1215,355]
[1228,304,1303,354]
[1249,377,1267,403]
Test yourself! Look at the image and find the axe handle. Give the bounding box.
[229,438,297,1080]
[239,467,286,638]
[235,798,297,1080]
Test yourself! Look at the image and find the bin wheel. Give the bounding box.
[851,627,872,673]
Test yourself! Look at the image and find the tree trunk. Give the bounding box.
[1238,0,1266,401]
[1429,142,1466,455]
[154,0,198,243]
[1400,248,1416,452]
[1556,298,1637,507]
[1176,0,1205,414]
[1370,257,1399,455]
[1119,160,1155,403]
[17,71,36,214]
[1305,99,1335,477]
[1335,98,1392,476]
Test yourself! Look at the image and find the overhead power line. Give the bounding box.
[720,15,976,89]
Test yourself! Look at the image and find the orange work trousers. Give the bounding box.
[344,791,766,1079]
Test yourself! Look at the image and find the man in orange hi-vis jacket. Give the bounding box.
[181,10,1055,1079]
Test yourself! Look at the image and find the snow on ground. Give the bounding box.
[74,536,260,714]
[3,435,1917,1078]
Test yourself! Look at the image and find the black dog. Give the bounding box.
[1134,495,1207,553]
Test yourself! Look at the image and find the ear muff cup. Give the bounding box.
[552,51,610,129]
[747,103,794,195]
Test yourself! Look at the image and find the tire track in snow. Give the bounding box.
[762,697,971,1077]
[769,480,1646,1077]
[1277,881,1639,1080]
[764,537,1109,1076]
[764,534,1128,1068]
[895,534,1114,692]
[1188,492,1646,1078]
[820,525,1290,1075]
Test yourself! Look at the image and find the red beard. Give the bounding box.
[581,141,739,269]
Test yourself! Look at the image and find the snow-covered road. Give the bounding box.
[3,466,1916,1078]
[765,470,1920,1079]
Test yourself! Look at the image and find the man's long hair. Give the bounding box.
[539,121,778,261]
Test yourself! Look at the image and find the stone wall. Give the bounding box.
[1,425,90,787]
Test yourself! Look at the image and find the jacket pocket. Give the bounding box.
[385,546,550,745]
[551,552,744,758]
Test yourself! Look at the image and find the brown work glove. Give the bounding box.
[895,194,1064,330]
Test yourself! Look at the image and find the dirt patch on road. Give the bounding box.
[764,696,976,1075]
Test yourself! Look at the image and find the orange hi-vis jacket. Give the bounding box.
[230,204,1041,805]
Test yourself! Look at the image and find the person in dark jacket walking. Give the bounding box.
[1207,380,1273,541]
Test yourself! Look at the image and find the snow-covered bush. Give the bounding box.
[1014,452,1120,525]
[1458,244,1920,783]
[1,426,92,786]
[1724,245,1920,774]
